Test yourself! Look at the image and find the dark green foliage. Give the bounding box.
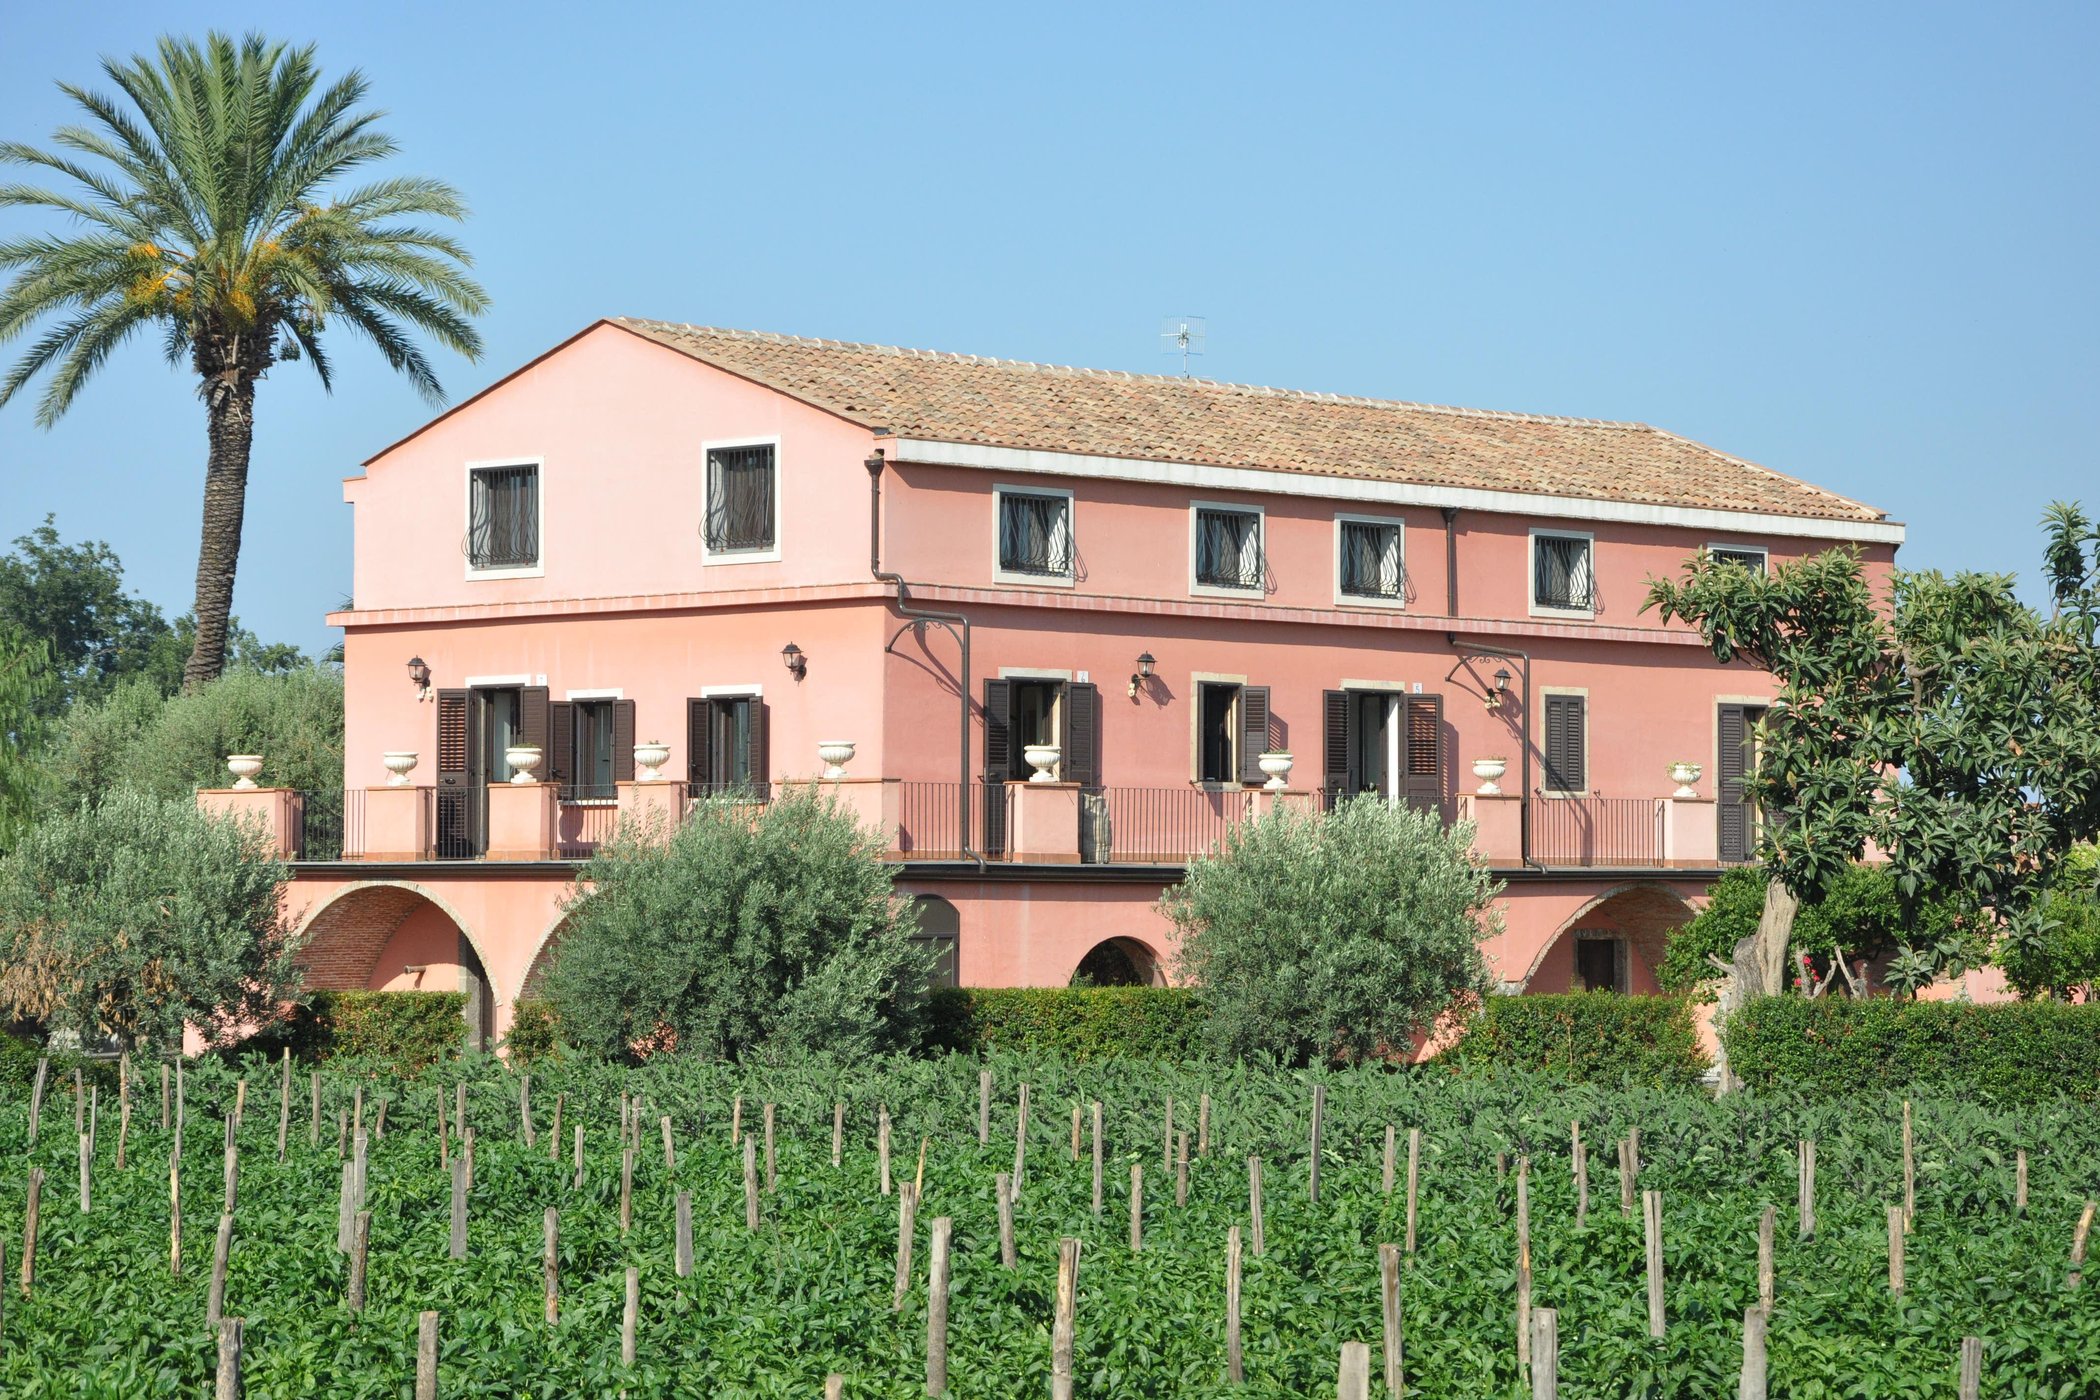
[0,1028,117,1092]
[1658,863,1930,995]
[1995,845,2100,998]
[226,991,467,1072]
[1442,993,1709,1087]
[501,997,564,1065]
[923,986,1208,1059]
[1723,996,2100,1101]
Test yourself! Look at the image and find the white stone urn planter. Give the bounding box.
[1023,743,1062,783]
[1471,756,1509,797]
[504,744,543,784]
[1257,751,1295,791]
[633,741,671,783]
[1668,761,1703,798]
[226,755,263,790]
[381,751,420,787]
[817,740,857,780]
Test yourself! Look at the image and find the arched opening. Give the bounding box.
[295,883,497,1052]
[1071,937,1162,988]
[1523,884,1696,994]
[911,896,961,989]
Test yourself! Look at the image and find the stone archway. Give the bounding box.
[1071,936,1164,988]
[1519,883,1697,994]
[294,881,499,1050]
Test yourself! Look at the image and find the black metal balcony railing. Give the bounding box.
[556,785,620,859]
[295,790,354,860]
[1528,794,1664,868]
[1085,786,1257,864]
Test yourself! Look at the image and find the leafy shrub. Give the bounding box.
[1996,845,2100,998]
[229,990,467,1072]
[541,788,933,1063]
[924,987,1207,1060]
[0,789,296,1049]
[0,1026,119,1092]
[1441,993,1709,1088]
[503,997,564,1065]
[1658,862,1931,995]
[1723,995,2100,1101]
[1166,795,1496,1066]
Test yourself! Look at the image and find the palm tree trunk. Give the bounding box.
[183,375,257,689]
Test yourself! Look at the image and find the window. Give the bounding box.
[1194,681,1271,785]
[911,896,961,989]
[467,463,539,571]
[687,694,769,795]
[1320,689,1444,811]
[996,488,1074,581]
[1194,506,1263,592]
[1708,544,1768,573]
[1574,932,1626,992]
[568,701,616,800]
[1542,693,1586,793]
[1338,517,1404,601]
[1532,531,1594,612]
[703,441,778,556]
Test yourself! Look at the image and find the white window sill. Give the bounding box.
[1190,582,1265,601]
[1528,603,1596,621]
[994,568,1076,588]
[465,563,545,581]
[701,548,782,566]
[1336,589,1408,610]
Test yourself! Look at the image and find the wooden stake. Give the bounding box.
[1091,1101,1104,1217]
[1618,1138,1635,1217]
[1308,1084,1324,1205]
[78,1133,91,1215]
[214,1317,244,1400]
[449,1157,467,1259]
[1516,1156,1532,1379]
[547,1093,562,1161]
[620,1145,634,1235]
[20,1167,42,1296]
[1199,1092,1210,1157]
[926,1215,953,1396]
[336,1160,355,1254]
[28,1058,47,1145]
[1758,1204,1775,1312]
[978,1068,992,1146]
[1247,1156,1265,1257]
[675,1190,693,1277]
[892,1181,918,1310]
[1012,1082,1029,1197]
[2016,1149,2028,1215]
[519,1075,533,1148]
[1573,1121,1588,1229]
[1902,1100,1915,1233]
[824,1376,843,1400]
[117,1093,130,1171]
[1406,1129,1421,1255]
[275,1067,290,1164]
[879,1106,892,1197]
[454,1081,466,1142]
[353,1084,362,1143]
[1337,1341,1371,1400]
[415,1311,439,1400]
[1887,1204,1905,1293]
[463,1126,476,1189]
[1177,1131,1190,1208]
[542,1207,559,1326]
[348,1209,371,1311]
[169,1157,181,1275]
[731,1094,742,1146]
[160,1061,170,1134]
[996,1171,1016,1269]
[308,1072,318,1149]
[573,1124,584,1190]
[1741,1304,1768,1400]
[74,1067,84,1135]
[336,1111,347,1162]
[914,1135,929,1202]
[1379,1242,1403,1398]
[833,1101,844,1169]
[1129,1164,1144,1252]
[223,1122,239,1216]
[1528,1308,1557,1400]
[765,1103,777,1193]
[1225,1226,1243,1385]
[622,1267,639,1368]
[1163,1095,1175,1177]
[2069,1200,2095,1287]
[1958,1336,1982,1400]
[660,1115,674,1172]
[1051,1236,1079,1400]
[743,1133,760,1232]
[1798,1139,1816,1241]
[1643,1189,1665,1337]
[1071,1104,1082,1162]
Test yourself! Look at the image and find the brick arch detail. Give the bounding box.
[1516,882,1698,991]
[1072,935,1167,988]
[519,907,578,1001]
[293,880,499,1000]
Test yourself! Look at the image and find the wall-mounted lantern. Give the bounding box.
[1485,666,1511,710]
[781,642,807,680]
[1128,651,1157,700]
[407,656,431,693]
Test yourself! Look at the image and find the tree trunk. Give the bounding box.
[183,372,257,690]
[1750,877,1799,998]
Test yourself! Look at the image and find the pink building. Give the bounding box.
[211,320,1901,1046]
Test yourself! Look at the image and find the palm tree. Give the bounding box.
[0,33,486,686]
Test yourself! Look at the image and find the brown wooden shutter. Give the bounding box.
[436,689,471,857]
[520,686,551,765]
[612,700,636,782]
[1718,704,1751,861]
[745,700,769,794]
[982,679,1013,781]
[687,698,711,792]
[1062,682,1101,788]
[1322,689,1354,809]
[1238,686,1271,785]
[547,701,574,787]
[1402,693,1444,814]
[1543,694,1586,793]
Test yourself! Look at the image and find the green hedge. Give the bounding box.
[503,998,563,1066]
[0,1029,120,1092]
[231,990,468,1072]
[924,987,1208,1060]
[1442,993,1710,1088]
[1722,996,2100,1102]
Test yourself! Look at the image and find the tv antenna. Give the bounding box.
[1161,316,1206,378]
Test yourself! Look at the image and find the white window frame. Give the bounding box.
[1538,684,1590,797]
[1705,542,1769,574]
[1529,527,1596,619]
[699,683,764,699]
[992,483,1076,587]
[700,434,783,565]
[1189,500,1266,599]
[1188,670,1249,784]
[463,457,546,581]
[1333,512,1408,609]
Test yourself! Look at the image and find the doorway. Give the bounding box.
[1574,931,1626,992]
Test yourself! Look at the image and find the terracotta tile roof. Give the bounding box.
[611,319,1889,525]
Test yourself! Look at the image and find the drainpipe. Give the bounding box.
[1440,507,1460,617]
[1448,634,1539,871]
[867,448,980,867]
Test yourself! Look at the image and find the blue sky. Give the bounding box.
[2,2,2095,656]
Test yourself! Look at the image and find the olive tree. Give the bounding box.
[1166,795,1497,1065]
[542,787,933,1063]
[0,788,298,1049]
